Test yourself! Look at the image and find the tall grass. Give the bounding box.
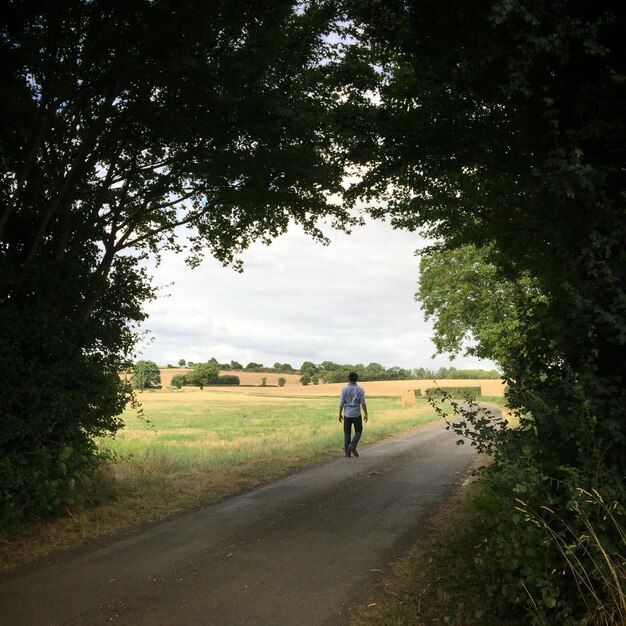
[518,488,626,626]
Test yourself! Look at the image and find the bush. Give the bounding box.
[170,374,187,389]
[469,462,626,625]
[278,377,286,387]
[425,386,481,398]
[131,360,161,390]
[213,375,240,386]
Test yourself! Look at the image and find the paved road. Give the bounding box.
[0,420,477,625]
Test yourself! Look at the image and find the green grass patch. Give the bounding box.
[106,394,441,472]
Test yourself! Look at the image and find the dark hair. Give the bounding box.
[348,371,358,382]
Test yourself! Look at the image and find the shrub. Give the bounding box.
[131,360,161,390]
[425,386,481,398]
[278,377,286,387]
[213,375,240,386]
[170,374,187,389]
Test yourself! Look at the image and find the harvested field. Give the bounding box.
[151,374,506,398]
[157,368,301,388]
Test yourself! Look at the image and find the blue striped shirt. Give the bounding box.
[340,382,366,418]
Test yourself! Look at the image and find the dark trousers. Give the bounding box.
[343,416,363,453]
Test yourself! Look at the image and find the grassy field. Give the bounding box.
[1,383,456,573]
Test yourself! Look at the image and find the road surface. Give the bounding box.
[0,419,478,625]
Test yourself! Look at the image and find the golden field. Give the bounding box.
[155,368,506,397]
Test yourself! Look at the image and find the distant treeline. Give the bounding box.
[301,362,501,383]
[169,358,500,382]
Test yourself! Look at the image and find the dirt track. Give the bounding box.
[0,420,479,625]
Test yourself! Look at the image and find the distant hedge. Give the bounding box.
[213,375,240,386]
[425,386,481,398]
[170,374,240,388]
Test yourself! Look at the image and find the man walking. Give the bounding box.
[339,371,368,457]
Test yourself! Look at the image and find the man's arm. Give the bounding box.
[339,388,345,421]
[361,401,368,423]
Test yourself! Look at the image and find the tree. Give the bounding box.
[349,0,626,474]
[299,374,312,386]
[131,360,161,390]
[418,244,544,382]
[170,374,187,389]
[278,377,287,387]
[348,2,626,620]
[230,361,243,370]
[186,363,219,390]
[0,0,361,524]
[299,361,318,377]
[178,359,186,368]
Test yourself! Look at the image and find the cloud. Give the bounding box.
[135,218,496,371]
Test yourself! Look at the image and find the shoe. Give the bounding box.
[345,452,351,457]
[348,445,359,457]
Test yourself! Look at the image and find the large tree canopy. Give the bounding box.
[348,0,626,474]
[346,3,625,620]
[0,0,371,524]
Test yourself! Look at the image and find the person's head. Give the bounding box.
[348,371,358,383]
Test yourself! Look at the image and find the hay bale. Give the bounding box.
[401,390,416,406]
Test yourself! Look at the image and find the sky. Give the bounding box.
[135,216,496,372]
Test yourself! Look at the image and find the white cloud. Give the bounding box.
[135,218,496,372]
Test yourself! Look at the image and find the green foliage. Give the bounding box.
[186,363,220,389]
[131,360,161,390]
[299,374,312,386]
[170,373,239,388]
[419,245,545,376]
[215,375,240,386]
[464,462,626,625]
[170,374,187,389]
[414,366,501,380]
[178,359,186,367]
[344,3,626,622]
[1,1,362,524]
[278,377,287,387]
[299,361,318,377]
[431,391,626,624]
[273,362,295,373]
[425,386,481,399]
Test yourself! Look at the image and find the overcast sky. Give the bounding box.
[135,216,496,372]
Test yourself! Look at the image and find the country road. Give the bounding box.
[0,418,481,625]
